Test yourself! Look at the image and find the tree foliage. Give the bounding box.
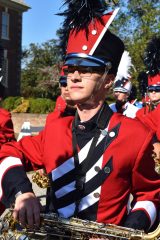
[111,0,160,95]
[21,0,160,100]
[21,39,62,99]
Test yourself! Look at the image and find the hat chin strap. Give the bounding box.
[86,69,110,107]
[95,67,110,91]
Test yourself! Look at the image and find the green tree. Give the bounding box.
[113,1,159,81]
[21,39,62,99]
[21,1,160,100]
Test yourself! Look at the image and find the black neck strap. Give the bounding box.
[72,103,113,216]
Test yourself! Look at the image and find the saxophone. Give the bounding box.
[0,209,159,240]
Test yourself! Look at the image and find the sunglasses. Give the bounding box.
[60,82,67,88]
[148,86,160,93]
[64,66,105,78]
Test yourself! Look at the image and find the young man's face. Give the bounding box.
[65,66,109,104]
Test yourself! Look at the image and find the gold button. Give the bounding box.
[104,166,110,174]
[94,166,101,172]
[93,192,100,198]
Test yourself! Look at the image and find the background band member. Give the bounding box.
[109,51,140,118]
[46,66,76,125]
[136,36,160,173]
[0,0,159,233]
[0,45,16,215]
[136,36,160,118]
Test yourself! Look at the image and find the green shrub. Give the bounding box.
[14,97,23,108]
[1,97,55,114]
[1,96,21,111]
[28,98,55,114]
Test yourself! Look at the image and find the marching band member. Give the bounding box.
[136,36,160,118]
[136,36,160,172]
[46,66,76,124]
[0,45,16,215]
[0,0,159,233]
[110,51,140,118]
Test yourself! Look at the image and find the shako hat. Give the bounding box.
[113,79,132,94]
[59,0,124,75]
[144,36,160,88]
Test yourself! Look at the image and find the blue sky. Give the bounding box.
[22,0,64,48]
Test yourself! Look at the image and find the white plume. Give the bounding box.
[115,51,133,81]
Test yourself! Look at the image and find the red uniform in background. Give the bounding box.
[136,104,160,140]
[0,108,15,147]
[46,96,67,124]
[0,108,15,215]
[136,36,160,141]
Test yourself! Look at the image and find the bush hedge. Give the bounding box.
[28,98,55,114]
[1,97,55,114]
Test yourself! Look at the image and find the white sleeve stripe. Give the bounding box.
[132,201,157,228]
[0,157,22,199]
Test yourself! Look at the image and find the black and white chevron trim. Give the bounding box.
[51,124,120,219]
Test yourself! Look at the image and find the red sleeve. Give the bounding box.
[130,128,160,229]
[136,105,160,140]
[0,130,45,205]
[0,109,16,148]
[0,130,45,171]
[132,132,160,205]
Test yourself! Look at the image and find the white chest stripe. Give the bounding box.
[58,202,76,218]
[52,156,75,181]
[132,201,157,228]
[52,130,107,182]
[85,156,103,182]
[78,186,101,212]
[78,134,104,164]
[0,157,22,198]
[57,186,101,217]
[52,140,93,181]
[55,181,76,199]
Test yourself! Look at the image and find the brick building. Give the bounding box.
[0,0,30,96]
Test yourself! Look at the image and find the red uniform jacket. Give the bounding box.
[0,108,15,147]
[0,108,15,214]
[136,105,160,140]
[46,96,67,125]
[0,113,159,227]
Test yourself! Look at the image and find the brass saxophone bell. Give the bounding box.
[32,171,50,188]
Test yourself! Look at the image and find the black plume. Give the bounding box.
[58,0,115,32]
[137,71,148,98]
[57,26,69,61]
[144,36,160,76]
[58,0,117,61]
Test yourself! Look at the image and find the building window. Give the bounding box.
[1,50,8,87]
[1,12,9,39]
